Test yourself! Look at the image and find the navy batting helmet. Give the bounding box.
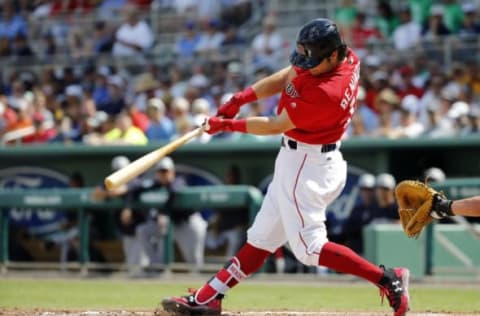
[289,18,344,69]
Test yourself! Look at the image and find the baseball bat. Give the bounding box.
[104,127,204,190]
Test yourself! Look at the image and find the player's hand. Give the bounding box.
[216,95,242,118]
[216,87,257,118]
[203,117,228,135]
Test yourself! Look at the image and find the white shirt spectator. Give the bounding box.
[196,20,224,54]
[113,20,153,56]
[251,16,284,68]
[392,21,421,51]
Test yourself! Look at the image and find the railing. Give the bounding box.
[0,185,263,274]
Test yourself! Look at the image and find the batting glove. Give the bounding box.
[216,87,257,118]
[203,117,247,135]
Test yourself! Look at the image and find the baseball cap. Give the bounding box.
[147,98,166,112]
[401,94,420,114]
[155,157,174,172]
[111,156,130,171]
[424,167,446,182]
[358,173,375,189]
[375,173,396,189]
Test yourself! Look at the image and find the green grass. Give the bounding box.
[0,278,479,313]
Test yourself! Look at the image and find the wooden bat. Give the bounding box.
[104,127,204,190]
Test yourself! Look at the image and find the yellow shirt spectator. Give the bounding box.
[103,112,148,145]
[104,126,148,145]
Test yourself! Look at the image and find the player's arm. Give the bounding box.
[217,66,291,118]
[251,66,291,99]
[433,195,480,218]
[205,108,296,135]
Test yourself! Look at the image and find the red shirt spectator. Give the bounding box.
[50,0,95,16]
[128,0,152,8]
[397,66,425,99]
[22,113,57,144]
[350,12,382,50]
[128,106,150,132]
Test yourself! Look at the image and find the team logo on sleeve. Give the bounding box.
[285,82,299,98]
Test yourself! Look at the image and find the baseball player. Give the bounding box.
[162,18,410,316]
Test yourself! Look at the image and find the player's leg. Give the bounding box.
[161,179,287,315]
[277,150,409,316]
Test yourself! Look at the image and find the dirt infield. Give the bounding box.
[1,310,480,316]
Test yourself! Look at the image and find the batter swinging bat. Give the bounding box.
[104,127,204,190]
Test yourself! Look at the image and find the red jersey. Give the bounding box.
[278,48,360,144]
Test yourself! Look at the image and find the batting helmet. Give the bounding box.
[289,18,344,69]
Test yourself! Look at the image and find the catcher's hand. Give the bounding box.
[394,180,444,238]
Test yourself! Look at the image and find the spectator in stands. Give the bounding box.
[0,1,28,41]
[49,0,95,16]
[422,5,451,40]
[92,156,147,277]
[220,23,246,48]
[39,32,57,57]
[349,11,382,58]
[175,21,201,59]
[408,0,432,25]
[112,4,154,57]
[395,65,425,99]
[134,72,162,112]
[0,37,11,58]
[136,157,208,271]
[223,61,247,95]
[342,173,377,255]
[334,0,358,38]
[92,67,110,110]
[465,107,480,135]
[448,100,470,135]
[375,1,400,38]
[145,97,175,141]
[22,112,57,144]
[99,75,127,115]
[103,111,148,145]
[5,98,32,135]
[68,27,93,61]
[394,94,425,138]
[196,19,225,56]
[458,3,480,39]
[11,33,34,58]
[441,0,464,33]
[251,15,284,70]
[392,6,422,51]
[170,97,192,137]
[371,173,399,224]
[92,21,115,55]
[373,88,401,131]
[82,111,110,144]
[169,66,189,99]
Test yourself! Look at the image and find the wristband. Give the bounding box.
[226,119,247,133]
[236,87,258,104]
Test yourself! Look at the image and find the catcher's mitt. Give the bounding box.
[394,180,443,238]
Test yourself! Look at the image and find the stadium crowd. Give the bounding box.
[1,0,480,146]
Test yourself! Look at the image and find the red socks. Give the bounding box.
[318,242,383,284]
[195,243,270,304]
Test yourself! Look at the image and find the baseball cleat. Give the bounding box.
[378,265,410,316]
[161,288,222,315]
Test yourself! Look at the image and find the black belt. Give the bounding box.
[281,137,336,153]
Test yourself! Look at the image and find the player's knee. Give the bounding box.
[291,239,328,266]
